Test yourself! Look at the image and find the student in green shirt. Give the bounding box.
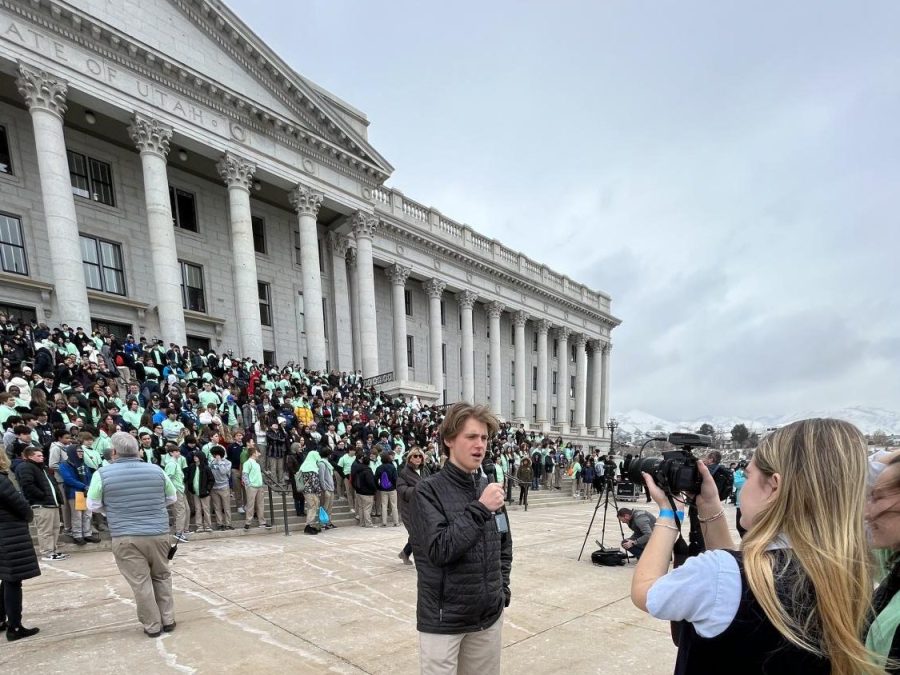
[338,447,357,512]
[241,447,270,530]
[164,445,190,542]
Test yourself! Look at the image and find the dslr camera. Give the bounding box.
[626,432,712,497]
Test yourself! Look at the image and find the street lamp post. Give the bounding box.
[606,418,618,456]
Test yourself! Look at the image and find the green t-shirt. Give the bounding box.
[338,453,355,476]
[243,457,263,488]
[164,458,185,493]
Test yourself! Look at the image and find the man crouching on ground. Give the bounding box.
[409,403,512,675]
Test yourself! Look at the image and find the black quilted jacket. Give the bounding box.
[409,461,512,634]
[0,471,40,582]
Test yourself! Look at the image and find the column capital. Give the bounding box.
[513,310,529,328]
[217,152,257,190]
[329,231,351,257]
[537,318,552,335]
[603,341,613,355]
[385,263,411,287]
[16,62,67,118]
[345,245,358,266]
[351,210,378,240]
[554,326,571,341]
[422,278,446,299]
[457,290,478,311]
[588,338,604,353]
[486,301,505,320]
[128,113,173,157]
[574,333,588,349]
[290,184,323,217]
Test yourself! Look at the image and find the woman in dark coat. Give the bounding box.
[0,449,40,641]
[396,447,428,565]
[517,457,533,511]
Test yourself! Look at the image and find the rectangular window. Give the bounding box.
[0,213,27,275]
[406,335,414,368]
[552,371,558,395]
[186,334,211,352]
[533,333,538,352]
[570,409,575,425]
[511,360,515,388]
[458,312,462,330]
[169,186,197,231]
[319,239,326,273]
[532,366,538,391]
[322,298,328,339]
[571,345,576,363]
[486,354,491,380]
[570,375,576,398]
[297,292,305,334]
[404,289,412,316]
[180,260,205,313]
[552,406,557,423]
[440,300,446,326]
[91,319,131,342]
[80,235,125,295]
[442,343,447,374]
[0,302,36,323]
[263,349,276,365]
[442,389,447,404]
[258,282,272,326]
[533,404,537,420]
[0,125,13,175]
[252,216,266,254]
[67,150,115,206]
[553,339,558,358]
[294,230,302,265]
[511,325,515,345]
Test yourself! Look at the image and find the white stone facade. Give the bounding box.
[0,0,619,443]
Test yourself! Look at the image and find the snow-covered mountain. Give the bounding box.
[612,406,900,436]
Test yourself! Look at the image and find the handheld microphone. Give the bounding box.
[484,460,509,534]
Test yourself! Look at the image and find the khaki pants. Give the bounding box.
[33,506,60,554]
[170,492,190,535]
[357,494,374,527]
[305,492,321,530]
[189,493,211,530]
[69,499,93,538]
[380,490,399,526]
[345,478,356,512]
[573,477,582,497]
[210,488,231,527]
[419,611,503,675]
[231,469,245,508]
[111,534,174,634]
[244,486,267,525]
[321,491,334,525]
[264,455,284,484]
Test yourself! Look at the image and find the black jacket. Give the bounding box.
[0,471,40,582]
[14,460,61,507]
[409,461,512,634]
[397,463,424,526]
[352,461,376,496]
[185,460,215,498]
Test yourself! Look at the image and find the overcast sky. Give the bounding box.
[228,0,899,420]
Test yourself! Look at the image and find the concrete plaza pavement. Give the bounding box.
[0,497,735,674]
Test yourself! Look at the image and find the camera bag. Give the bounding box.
[591,548,627,566]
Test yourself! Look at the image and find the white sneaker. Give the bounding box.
[237,507,245,514]
[51,552,70,560]
[42,552,56,561]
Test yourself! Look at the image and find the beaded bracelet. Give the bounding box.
[698,509,725,524]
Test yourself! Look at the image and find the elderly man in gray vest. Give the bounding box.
[87,431,178,637]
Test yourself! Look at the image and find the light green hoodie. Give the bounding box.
[300,450,322,473]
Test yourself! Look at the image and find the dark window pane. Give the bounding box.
[83,262,102,290]
[252,217,266,254]
[68,151,90,198]
[88,158,115,206]
[103,268,125,295]
[91,319,131,341]
[174,189,197,231]
[0,126,12,175]
[186,335,211,352]
[80,236,99,264]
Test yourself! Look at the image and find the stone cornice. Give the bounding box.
[377,218,620,331]
[2,0,389,185]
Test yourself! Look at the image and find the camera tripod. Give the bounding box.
[578,477,632,562]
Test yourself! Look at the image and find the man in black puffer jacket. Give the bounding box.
[409,403,512,675]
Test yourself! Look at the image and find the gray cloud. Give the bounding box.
[230,0,900,418]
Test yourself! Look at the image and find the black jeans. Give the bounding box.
[0,580,23,628]
[402,539,412,557]
[519,485,529,508]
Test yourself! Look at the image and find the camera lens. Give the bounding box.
[627,456,662,486]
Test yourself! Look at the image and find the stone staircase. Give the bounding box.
[36,475,635,552]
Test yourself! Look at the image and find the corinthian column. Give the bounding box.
[290,185,326,370]
[589,339,603,431]
[351,211,379,377]
[128,113,186,347]
[386,264,411,380]
[330,233,353,371]
[423,278,446,404]
[536,319,551,426]
[555,327,570,430]
[486,302,505,417]
[574,334,588,430]
[16,63,90,327]
[513,311,528,423]
[457,290,478,403]
[216,152,262,362]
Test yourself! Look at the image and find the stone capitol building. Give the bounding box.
[0,0,620,444]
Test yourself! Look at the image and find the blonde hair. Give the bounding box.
[741,418,878,675]
[438,403,499,455]
[0,449,9,472]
